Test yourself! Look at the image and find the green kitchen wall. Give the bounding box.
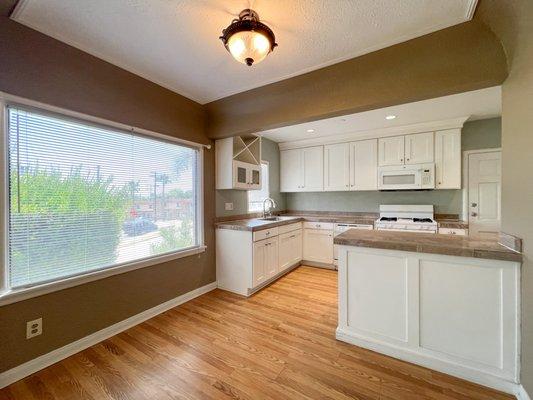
[215,118,501,217]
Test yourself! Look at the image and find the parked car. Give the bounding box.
[123,217,158,236]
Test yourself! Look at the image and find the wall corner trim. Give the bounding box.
[0,281,218,389]
[517,385,532,400]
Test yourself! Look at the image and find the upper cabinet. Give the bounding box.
[216,135,261,190]
[324,143,350,191]
[280,146,323,192]
[378,136,405,166]
[405,132,434,165]
[350,139,378,191]
[435,129,461,189]
[379,132,434,167]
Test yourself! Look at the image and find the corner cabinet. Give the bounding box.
[435,129,461,189]
[216,135,262,190]
[280,146,323,192]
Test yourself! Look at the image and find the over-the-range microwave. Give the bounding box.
[377,163,435,191]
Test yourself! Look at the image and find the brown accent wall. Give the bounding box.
[0,6,215,372]
[206,20,508,139]
[478,0,533,393]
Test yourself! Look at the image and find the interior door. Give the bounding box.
[302,146,324,191]
[405,132,434,164]
[280,149,302,192]
[350,139,378,190]
[378,136,405,166]
[468,151,501,238]
[324,143,350,191]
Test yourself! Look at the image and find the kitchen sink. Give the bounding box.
[259,217,282,221]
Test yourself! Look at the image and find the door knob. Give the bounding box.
[471,212,478,217]
[471,202,477,207]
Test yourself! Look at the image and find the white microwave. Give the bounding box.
[378,163,435,190]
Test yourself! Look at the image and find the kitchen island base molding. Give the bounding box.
[337,246,520,395]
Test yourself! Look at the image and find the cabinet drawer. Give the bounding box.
[278,222,302,235]
[253,227,279,242]
[303,221,334,230]
[439,228,467,236]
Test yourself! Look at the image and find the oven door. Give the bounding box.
[378,167,422,190]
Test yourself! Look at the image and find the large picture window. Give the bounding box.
[6,106,202,289]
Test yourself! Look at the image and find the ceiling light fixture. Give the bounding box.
[385,115,397,120]
[220,9,277,66]
[307,129,315,133]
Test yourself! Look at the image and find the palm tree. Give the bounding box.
[156,173,171,219]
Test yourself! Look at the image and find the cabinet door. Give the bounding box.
[378,136,405,166]
[435,129,461,189]
[253,240,267,287]
[292,230,303,264]
[324,143,350,191]
[302,146,324,192]
[350,139,378,191]
[280,149,302,192]
[247,164,262,190]
[405,132,434,164]
[233,161,250,189]
[266,238,279,278]
[303,229,333,264]
[278,232,293,271]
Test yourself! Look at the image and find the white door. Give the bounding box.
[350,139,378,191]
[435,129,461,189]
[405,132,434,164]
[303,229,334,264]
[253,240,268,287]
[302,146,324,191]
[378,136,405,166]
[468,151,501,238]
[278,232,293,271]
[280,149,302,192]
[324,143,350,191]
[266,238,279,278]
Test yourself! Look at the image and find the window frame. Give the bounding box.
[247,161,270,213]
[0,92,207,306]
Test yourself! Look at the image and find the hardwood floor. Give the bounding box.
[1,266,513,400]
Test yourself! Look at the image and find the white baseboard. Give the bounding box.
[517,385,532,400]
[0,281,217,389]
[336,328,520,396]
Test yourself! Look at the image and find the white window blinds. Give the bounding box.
[7,106,200,288]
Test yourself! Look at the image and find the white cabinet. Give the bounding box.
[379,133,434,167]
[378,136,405,166]
[279,230,303,272]
[435,129,461,189]
[253,237,278,287]
[350,139,378,191]
[303,228,334,264]
[232,161,261,190]
[324,143,350,191]
[405,132,434,165]
[216,135,261,190]
[280,146,324,192]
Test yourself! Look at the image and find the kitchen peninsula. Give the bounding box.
[334,229,521,393]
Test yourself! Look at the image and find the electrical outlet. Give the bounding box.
[26,318,42,339]
[224,202,234,211]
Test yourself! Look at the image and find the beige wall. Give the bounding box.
[0,5,215,372]
[478,0,533,392]
[206,20,507,139]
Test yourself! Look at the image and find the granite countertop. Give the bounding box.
[334,229,522,262]
[215,216,304,231]
[437,219,469,229]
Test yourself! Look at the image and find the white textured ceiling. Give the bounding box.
[261,87,501,143]
[12,0,478,104]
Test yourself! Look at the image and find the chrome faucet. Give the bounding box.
[262,197,277,218]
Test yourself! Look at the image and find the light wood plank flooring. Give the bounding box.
[1,266,513,400]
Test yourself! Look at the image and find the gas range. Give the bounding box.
[375,205,438,233]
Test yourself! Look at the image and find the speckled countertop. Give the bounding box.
[334,229,522,262]
[215,216,304,231]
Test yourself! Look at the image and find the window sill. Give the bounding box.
[0,245,207,306]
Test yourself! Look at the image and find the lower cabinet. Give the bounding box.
[253,237,279,287]
[303,228,334,264]
[279,230,303,272]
